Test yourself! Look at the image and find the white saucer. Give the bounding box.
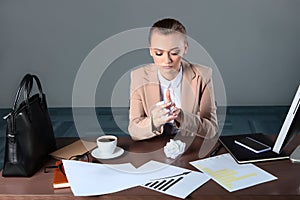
[91,146,124,159]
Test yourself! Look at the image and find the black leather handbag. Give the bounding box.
[2,74,56,177]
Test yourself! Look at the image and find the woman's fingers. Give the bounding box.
[151,101,179,129]
[166,88,172,103]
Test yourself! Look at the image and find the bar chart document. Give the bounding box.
[190,153,277,192]
[142,169,210,198]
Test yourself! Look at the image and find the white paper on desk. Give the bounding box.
[141,161,210,199]
[190,153,277,192]
[63,160,210,198]
[63,160,142,196]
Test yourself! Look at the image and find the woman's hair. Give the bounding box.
[149,18,187,44]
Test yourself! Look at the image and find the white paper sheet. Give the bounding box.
[190,153,277,192]
[63,160,210,198]
[142,166,210,198]
[138,161,210,198]
[62,161,142,196]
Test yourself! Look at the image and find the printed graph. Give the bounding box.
[195,164,257,189]
[144,173,187,192]
[142,170,210,198]
[190,153,277,192]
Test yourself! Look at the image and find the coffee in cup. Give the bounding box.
[96,135,117,155]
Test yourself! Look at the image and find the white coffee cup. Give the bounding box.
[96,135,117,155]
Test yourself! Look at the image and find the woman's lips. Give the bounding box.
[162,65,172,69]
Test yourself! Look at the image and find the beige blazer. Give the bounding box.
[128,61,218,140]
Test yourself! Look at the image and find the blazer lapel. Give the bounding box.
[181,61,198,113]
[143,65,161,113]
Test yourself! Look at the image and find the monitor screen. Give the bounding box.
[273,85,300,154]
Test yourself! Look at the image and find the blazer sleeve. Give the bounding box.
[128,70,159,140]
[179,67,219,138]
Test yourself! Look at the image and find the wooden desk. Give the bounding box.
[1,135,300,200]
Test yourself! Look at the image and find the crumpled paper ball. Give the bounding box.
[164,139,186,159]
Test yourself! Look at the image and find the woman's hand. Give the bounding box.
[166,88,181,124]
[151,101,174,130]
[151,88,181,132]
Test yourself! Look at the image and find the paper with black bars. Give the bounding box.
[143,171,210,198]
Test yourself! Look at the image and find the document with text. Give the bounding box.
[190,153,277,192]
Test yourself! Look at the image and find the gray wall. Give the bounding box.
[1,0,299,108]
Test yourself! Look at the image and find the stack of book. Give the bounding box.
[52,161,70,189]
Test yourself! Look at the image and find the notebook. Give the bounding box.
[219,133,289,164]
[50,139,96,160]
[219,85,300,164]
[53,161,69,189]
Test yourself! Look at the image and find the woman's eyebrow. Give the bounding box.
[152,47,180,51]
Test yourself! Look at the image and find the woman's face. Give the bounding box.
[149,31,187,80]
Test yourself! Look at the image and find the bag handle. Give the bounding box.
[13,74,45,112]
[12,74,32,111]
[24,75,45,108]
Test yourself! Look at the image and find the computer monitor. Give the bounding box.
[273,85,300,154]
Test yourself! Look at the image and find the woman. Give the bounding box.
[128,18,218,141]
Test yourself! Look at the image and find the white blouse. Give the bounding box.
[157,66,182,108]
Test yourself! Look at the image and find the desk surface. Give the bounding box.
[1,134,300,200]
